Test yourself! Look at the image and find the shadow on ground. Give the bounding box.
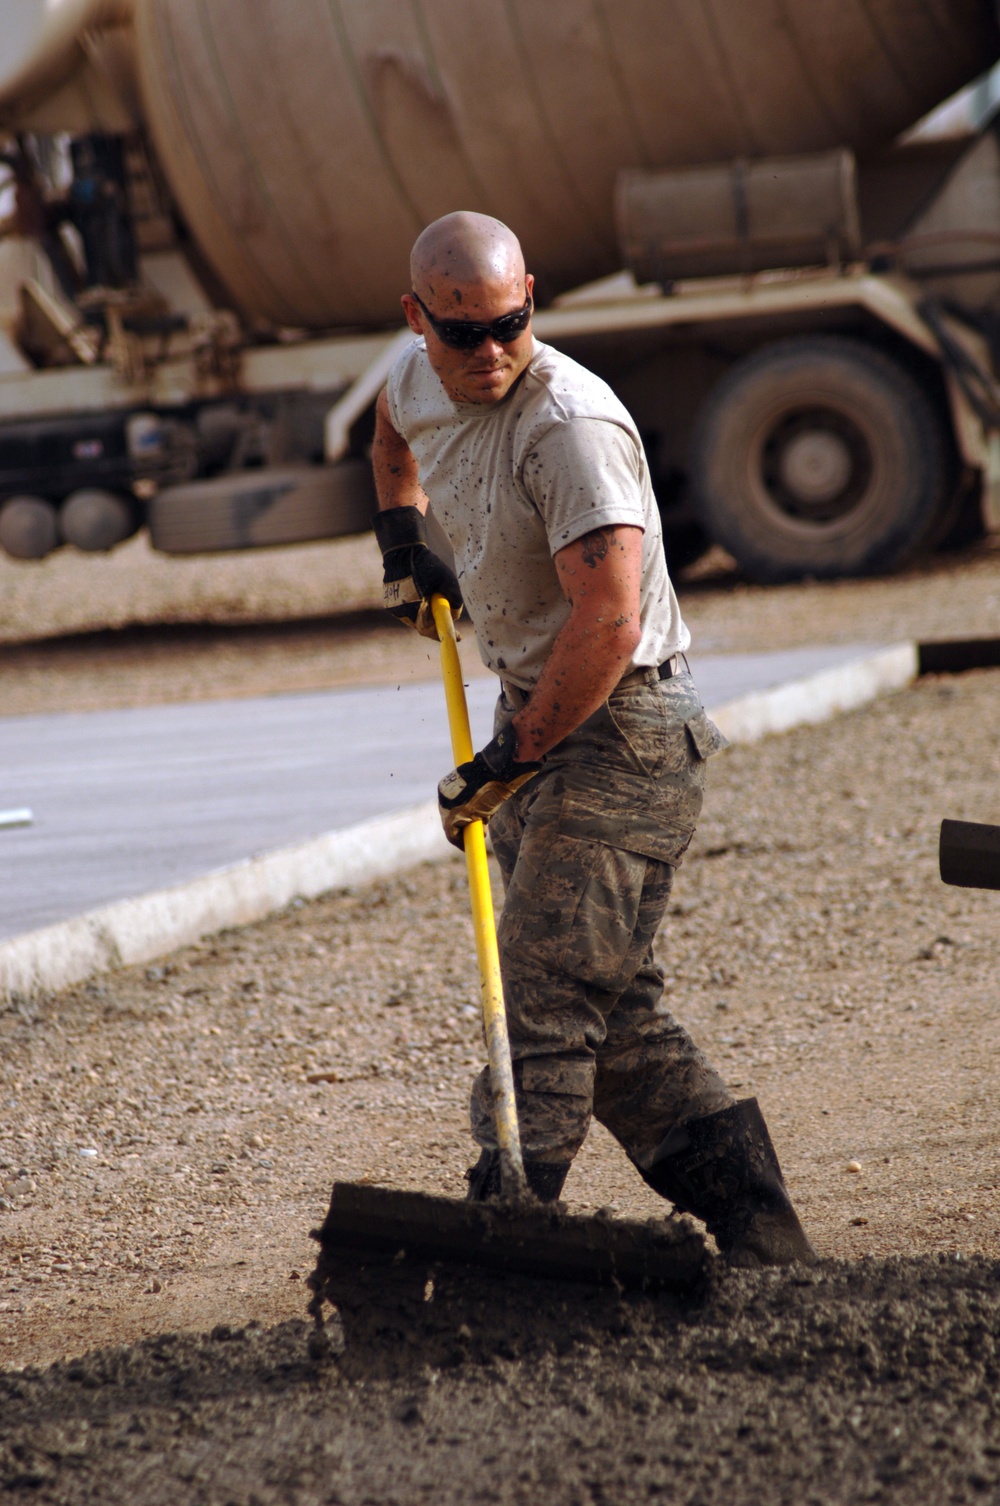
[2,1253,999,1504]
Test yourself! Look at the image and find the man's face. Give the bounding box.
[401,272,535,406]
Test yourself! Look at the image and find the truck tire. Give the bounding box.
[60,490,139,553]
[689,337,949,582]
[0,497,59,560]
[148,460,375,555]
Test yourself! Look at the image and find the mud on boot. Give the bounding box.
[640,1097,817,1267]
[464,1149,570,1204]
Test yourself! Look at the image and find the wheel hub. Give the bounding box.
[777,430,853,507]
[762,408,872,524]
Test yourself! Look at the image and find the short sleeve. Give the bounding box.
[520,418,647,555]
[384,337,425,438]
[384,354,404,435]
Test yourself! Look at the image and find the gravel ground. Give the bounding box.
[1,665,998,1501]
[1,534,998,716]
[3,1257,1000,1506]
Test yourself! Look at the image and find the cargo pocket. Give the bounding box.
[558,840,648,994]
[498,831,645,995]
[684,708,729,761]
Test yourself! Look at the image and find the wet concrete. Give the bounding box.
[0,642,881,939]
[2,1253,999,1504]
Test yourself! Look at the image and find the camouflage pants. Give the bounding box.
[470,670,734,1170]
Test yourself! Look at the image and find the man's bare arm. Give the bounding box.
[511,524,644,761]
[371,387,462,636]
[372,386,429,514]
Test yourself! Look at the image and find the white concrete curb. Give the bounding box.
[0,801,452,1001]
[0,642,918,1001]
[710,642,918,744]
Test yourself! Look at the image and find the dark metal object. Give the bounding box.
[918,638,1000,675]
[0,410,140,505]
[0,407,196,515]
[310,1181,707,1292]
[939,819,1000,891]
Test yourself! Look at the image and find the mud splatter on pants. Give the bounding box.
[470,670,734,1171]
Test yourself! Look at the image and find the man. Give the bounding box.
[372,211,815,1266]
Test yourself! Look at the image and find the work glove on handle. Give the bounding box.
[373,505,463,641]
[438,725,543,849]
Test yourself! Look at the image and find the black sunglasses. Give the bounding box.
[411,291,533,351]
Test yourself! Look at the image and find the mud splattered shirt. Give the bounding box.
[386,338,689,691]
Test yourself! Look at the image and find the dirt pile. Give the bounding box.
[2,1253,999,1504]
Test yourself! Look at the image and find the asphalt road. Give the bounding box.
[0,645,879,940]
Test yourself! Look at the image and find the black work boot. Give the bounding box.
[464,1149,570,1204]
[640,1098,817,1267]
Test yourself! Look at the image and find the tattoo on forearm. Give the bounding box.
[580,528,612,570]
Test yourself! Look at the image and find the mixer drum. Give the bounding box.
[136,0,1000,326]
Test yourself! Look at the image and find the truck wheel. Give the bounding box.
[148,460,375,554]
[60,490,139,552]
[689,338,949,582]
[0,497,59,560]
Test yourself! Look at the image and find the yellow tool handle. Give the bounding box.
[432,594,527,1200]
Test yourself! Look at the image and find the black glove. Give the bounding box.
[372,505,463,640]
[438,725,543,849]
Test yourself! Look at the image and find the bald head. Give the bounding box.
[402,211,535,404]
[410,212,525,311]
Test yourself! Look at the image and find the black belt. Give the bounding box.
[618,654,682,689]
[505,655,685,704]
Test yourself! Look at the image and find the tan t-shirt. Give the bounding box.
[386,337,690,691]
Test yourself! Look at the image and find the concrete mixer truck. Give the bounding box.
[2,0,1000,582]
